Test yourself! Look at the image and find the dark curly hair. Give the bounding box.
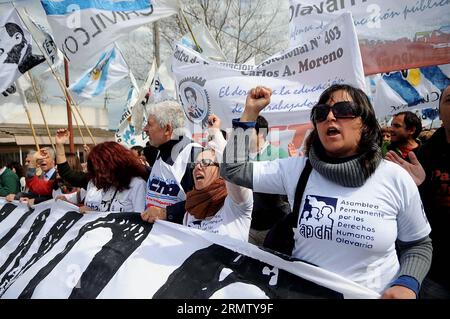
[307,84,382,178]
[87,142,149,191]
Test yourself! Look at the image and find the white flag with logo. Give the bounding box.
[172,13,365,134]
[40,0,180,65]
[69,45,129,103]
[0,8,46,93]
[15,8,62,68]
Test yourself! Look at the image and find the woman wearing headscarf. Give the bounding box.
[141,114,253,241]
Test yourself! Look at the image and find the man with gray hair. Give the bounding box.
[141,100,203,224]
[13,147,56,204]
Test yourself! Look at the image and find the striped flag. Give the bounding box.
[372,64,450,117]
[69,45,129,103]
[40,0,179,65]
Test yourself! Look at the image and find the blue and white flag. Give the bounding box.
[40,0,179,65]
[115,84,149,147]
[371,64,450,118]
[130,60,156,135]
[69,45,129,103]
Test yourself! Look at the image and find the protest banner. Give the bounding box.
[0,199,379,299]
[172,13,365,148]
[288,0,450,75]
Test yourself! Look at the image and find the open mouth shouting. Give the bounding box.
[326,126,341,137]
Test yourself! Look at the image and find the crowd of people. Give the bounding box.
[1,83,449,299]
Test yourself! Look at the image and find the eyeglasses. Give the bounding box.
[194,158,219,168]
[312,101,360,123]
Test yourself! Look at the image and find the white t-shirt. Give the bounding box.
[184,195,253,242]
[64,177,146,213]
[253,157,431,293]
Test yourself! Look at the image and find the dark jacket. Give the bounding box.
[418,127,450,289]
[0,167,20,196]
[386,139,421,162]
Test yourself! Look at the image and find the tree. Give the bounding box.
[119,27,155,82]
[120,1,288,83]
[161,0,288,64]
[25,73,48,103]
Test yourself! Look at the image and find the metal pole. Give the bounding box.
[64,58,75,153]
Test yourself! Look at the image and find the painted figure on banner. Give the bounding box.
[178,77,211,128]
[0,22,44,74]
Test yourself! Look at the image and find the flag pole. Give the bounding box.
[180,9,201,51]
[52,67,96,145]
[13,7,96,146]
[64,58,75,153]
[16,80,40,151]
[28,72,56,151]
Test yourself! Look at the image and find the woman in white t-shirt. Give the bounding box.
[183,114,253,241]
[221,84,432,298]
[60,141,148,214]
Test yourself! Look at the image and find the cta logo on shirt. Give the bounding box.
[299,195,337,241]
[148,177,180,197]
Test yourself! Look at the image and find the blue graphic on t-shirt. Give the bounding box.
[299,195,337,241]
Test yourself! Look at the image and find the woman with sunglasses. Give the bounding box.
[221,84,431,298]
[183,114,253,241]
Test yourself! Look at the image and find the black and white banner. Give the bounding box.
[0,8,46,93]
[0,198,379,299]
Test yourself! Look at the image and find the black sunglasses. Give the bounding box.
[194,158,219,168]
[312,101,360,123]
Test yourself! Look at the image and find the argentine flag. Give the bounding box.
[69,46,129,103]
[372,64,450,118]
[41,0,179,65]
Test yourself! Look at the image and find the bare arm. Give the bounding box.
[55,128,69,164]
